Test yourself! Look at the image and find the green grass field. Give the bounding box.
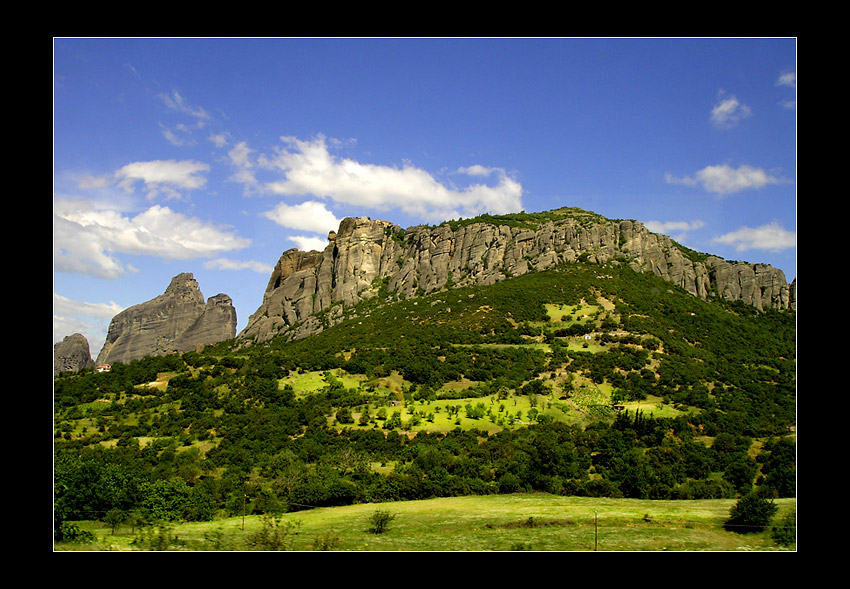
[57,493,796,551]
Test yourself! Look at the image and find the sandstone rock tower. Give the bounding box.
[54,333,95,376]
[96,273,237,365]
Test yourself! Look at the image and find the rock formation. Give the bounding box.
[54,333,95,376]
[239,208,796,344]
[96,273,236,365]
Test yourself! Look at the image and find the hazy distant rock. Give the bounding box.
[54,333,95,376]
[239,208,795,344]
[96,273,236,365]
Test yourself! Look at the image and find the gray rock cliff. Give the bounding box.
[54,333,95,376]
[96,273,236,365]
[239,208,795,344]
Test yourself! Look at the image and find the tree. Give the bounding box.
[723,491,778,534]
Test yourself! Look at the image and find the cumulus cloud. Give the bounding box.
[54,199,251,279]
[115,159,211,200]
[289,235,331,252]
[710,93,752,129]
[665,164,790,196]
[263,200,342,234]
[230,135,523,221]
[712,222,796,252]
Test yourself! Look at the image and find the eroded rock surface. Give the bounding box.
[240,209,795,344]
[96,273,236,365]
[54,333,95,375]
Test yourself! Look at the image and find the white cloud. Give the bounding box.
[54,199,251,279]
[290,235,330,252]
[665,164,790,196]
[644,219,705,242]
[263,200,342,234]
[115,159,210,199]
[161,124,196,147]
[644,220,705,234]
[231,135,523,221]
[776,71,796,109]
[227,141,260,192]
[711,93,752,129]
[776,72,796,89]
[209,132,230,148]
[53,293,124,353]
[159,90,211,122]
[54,292,124,320]
[204,258,275,274]
[712,222,796,252]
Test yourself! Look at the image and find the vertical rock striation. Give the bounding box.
[239,208,795,344]
[96,273,236,365]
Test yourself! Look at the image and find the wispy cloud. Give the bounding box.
[203,258,275,274]
[776,71,796,110]
[159,90,211,122]
[711,92,752,129]
[644,219,705,243]
[157,90,211,147]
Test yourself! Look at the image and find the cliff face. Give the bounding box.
[54,333,95,375]
[96,273,236,365]
[239,209,795,344]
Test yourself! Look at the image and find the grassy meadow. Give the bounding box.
[57,493,796,551]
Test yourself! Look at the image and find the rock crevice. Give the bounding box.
[239,209,795,343]
[96,273,236,365]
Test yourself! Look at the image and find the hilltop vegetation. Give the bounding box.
[54,262,795,546]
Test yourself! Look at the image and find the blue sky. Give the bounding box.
[54,37,797,357]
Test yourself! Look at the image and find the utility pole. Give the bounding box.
[594,510,598,551]
[242,494,247,531]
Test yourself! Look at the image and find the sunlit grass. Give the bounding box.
[60,493,796,552]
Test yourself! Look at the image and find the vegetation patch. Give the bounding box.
[54,263,795,550]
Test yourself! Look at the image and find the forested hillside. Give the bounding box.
[54,262,795,535]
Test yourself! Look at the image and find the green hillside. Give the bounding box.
[54,261,796,550]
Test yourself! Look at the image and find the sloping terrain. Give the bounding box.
[55,259,795,541]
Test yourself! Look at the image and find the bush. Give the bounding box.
[771,509,796,547]
[723,492,778,534]
[368,509,396,534]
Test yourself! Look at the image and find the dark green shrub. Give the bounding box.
[723,492,778,534]
[368,509,396,534]
[771,509,796,547]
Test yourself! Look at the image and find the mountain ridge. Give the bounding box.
[239,207,795,345]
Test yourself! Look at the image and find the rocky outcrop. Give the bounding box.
[239,208,795,344]
[96,273,236,365]
[54,333,95,376]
